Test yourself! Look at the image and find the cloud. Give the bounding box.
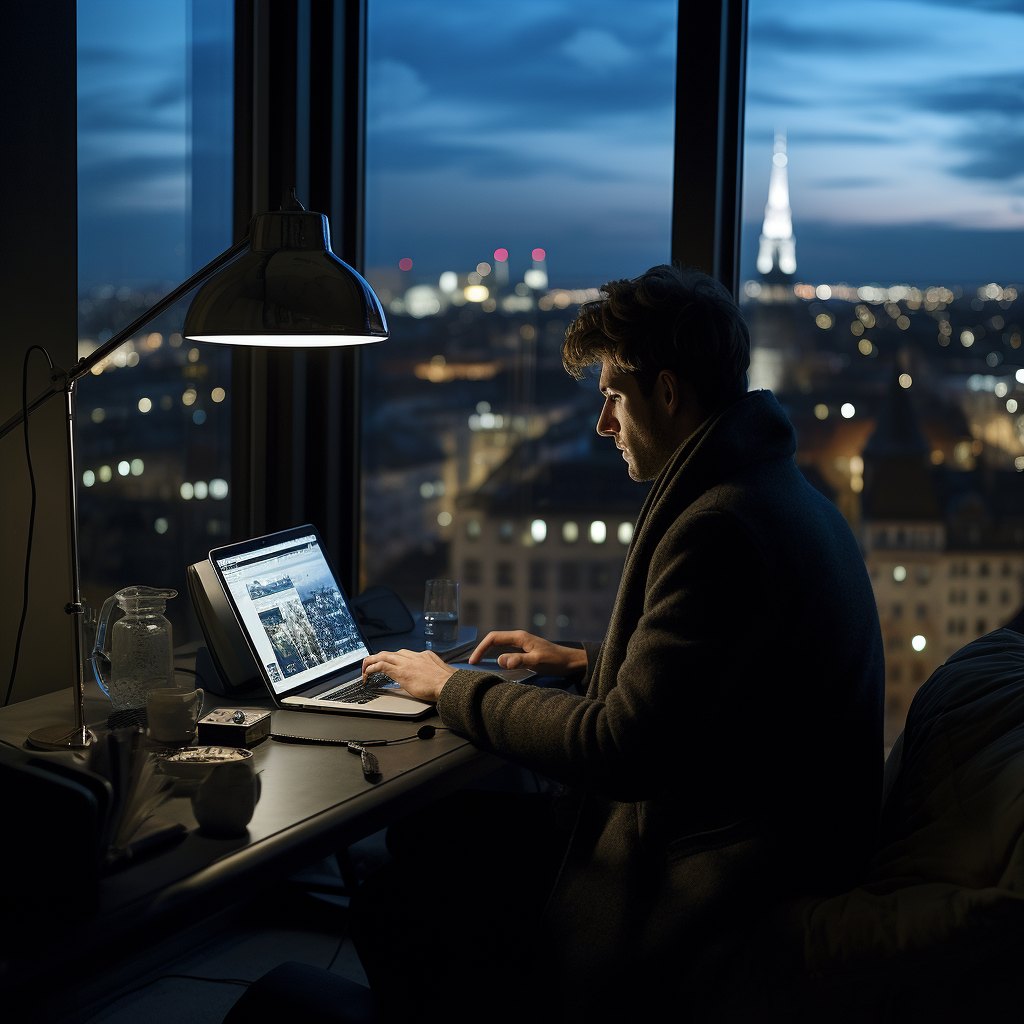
[914,0,1023,12]
[78,155,187,212]
[746,19,914,54]
[559,28,635,72]
[906,71,1024,182]
[954,132,1024,181]
[78,80,186,133]
[909,71,1024,117]
[368,2,677,131]
[364,6,677,187]
[745,88,811,109]
[813,176,892,189]
[368,59,430,119]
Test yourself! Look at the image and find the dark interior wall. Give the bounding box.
[0,1,79,702]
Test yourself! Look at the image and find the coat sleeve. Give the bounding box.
[435,511,772,801]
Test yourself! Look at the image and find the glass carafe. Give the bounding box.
[91,586,177,710]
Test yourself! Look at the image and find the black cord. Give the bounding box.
[326,927,348,972]
[81,972,252,1022]
[5,346,54,708]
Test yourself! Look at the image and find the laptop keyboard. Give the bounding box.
[319,680,380,705]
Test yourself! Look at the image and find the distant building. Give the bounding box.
[861,372,1024,747]
[756,131,797,282]
[450,415,648,643]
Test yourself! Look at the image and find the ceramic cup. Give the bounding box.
[191,757,261,838]
[147,685,205,746]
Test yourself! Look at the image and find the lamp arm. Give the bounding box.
[0,236,250,442]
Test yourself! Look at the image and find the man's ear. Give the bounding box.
[658,370,705,431]
[656,369,680,415]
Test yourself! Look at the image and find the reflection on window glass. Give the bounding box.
[363,0,677,639]
[742,0,1024,748]
[77,0,233,644]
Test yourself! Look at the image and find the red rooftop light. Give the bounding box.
[494,248,508,262]
[532,248,546,262]
[399,258,413,271]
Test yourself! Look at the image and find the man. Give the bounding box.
[355,265,884,1022]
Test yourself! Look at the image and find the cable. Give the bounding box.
[325,926,349,972]
[81,972,252,1022]
[5,346,54,708]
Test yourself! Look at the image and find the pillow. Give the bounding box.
[797,628,1024,1021]
[695,629,1024,1024]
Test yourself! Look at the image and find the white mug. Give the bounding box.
[191,758,261,837]
[147,686,204,746]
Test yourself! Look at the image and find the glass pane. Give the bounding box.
[363,1,677,640]
[77,0,234,645]
[741,0,1024,748]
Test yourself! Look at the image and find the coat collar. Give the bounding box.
[625,390,797,569]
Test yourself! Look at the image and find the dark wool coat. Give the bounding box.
[438,389,884,1022]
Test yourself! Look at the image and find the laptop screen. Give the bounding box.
[212,532,369,696]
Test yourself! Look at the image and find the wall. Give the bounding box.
[0,1,79,703]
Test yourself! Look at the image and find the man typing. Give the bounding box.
[355,265,884,1022]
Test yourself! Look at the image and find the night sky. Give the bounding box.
[77,0,1023,292]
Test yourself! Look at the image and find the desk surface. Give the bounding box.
[0,673,503,1016]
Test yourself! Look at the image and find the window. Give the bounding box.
[559,562,580,592]
[463,558,481,585]
[496,562,515,588]
[742,0,1024,744]
[529,561,548,591]
[496,602,516,631]
[361,1,675,637]
[76,0,233,644]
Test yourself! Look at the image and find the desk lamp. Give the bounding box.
[0,194,387,751]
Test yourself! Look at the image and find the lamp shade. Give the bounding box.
[183,206,388,346]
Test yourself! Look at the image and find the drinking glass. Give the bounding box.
[423,579,459,647]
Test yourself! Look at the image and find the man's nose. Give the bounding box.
[596,398,616,435]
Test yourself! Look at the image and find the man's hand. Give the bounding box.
[361,649,456,703]
[468,630,588,677]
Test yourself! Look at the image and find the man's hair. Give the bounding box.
[562,264,750,405]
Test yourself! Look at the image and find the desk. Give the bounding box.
[0,674,504,1020]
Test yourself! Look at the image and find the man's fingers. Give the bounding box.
[468,631,520,663]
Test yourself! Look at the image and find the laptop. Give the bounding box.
[208,525,474,718]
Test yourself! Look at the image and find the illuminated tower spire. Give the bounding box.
[756,131,796,280]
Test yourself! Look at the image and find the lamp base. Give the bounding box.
[26,723,94,751]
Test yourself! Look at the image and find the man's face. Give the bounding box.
[596,361,675,482]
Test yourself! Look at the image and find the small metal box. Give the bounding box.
[197,708,272,748]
